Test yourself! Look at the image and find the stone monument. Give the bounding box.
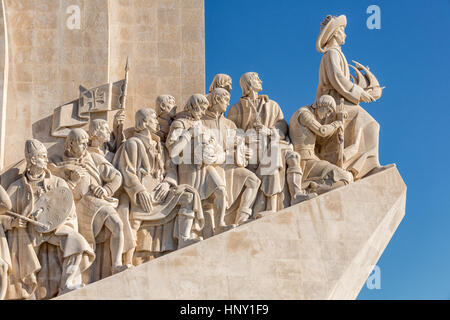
[0,3,405,300]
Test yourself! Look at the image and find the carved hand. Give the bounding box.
[203,144,218,164]
[257,124,272,137]
[153,182,170,203]
[360,90,375,103]
[244,146,253,161]
[138,191,153,213]
[336,110,348,121]
[92,185,108,199]
[181,130,192,142]
[70,167,87,183]
[11,217,27,229]
[189,122,202,135]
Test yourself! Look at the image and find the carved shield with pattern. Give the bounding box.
[33,187,74,233]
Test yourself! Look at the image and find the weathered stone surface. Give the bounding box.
[56,165,405,300]
[0,0,205,168]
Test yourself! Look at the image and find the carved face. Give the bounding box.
[216,94,230,113]
[249,76,263,92]
[96,123,111,143]
[146,111,159,132]
[334,26,346,45]
[316,105,334,121]
[30,151,48,170]
[71,136,89,158]
[221,80,232,93]
[190,103,208,120]
[161,97,177,116]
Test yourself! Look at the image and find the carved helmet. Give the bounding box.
[316,14,347,53]
[24,139,47,160]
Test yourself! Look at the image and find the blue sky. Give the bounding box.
[205,0,450,299]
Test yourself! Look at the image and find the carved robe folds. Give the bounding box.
[290,106,353,192]
[167,113,226,202]
[201,111,260,214]
[228,95,291,211]
[316,47,380,179]
[4,171,94,300]
[114,132,203,260]
[61,152,122,282]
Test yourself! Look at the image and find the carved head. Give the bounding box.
[316,15,347,53]
[155,95,177,118]
[209,74,232,93]
[25,139,48,170]
[240,72,262,96]
[313,95,336,121]
[135,108,159,133]
[65,128,89,158]
[89,119,111,144]
[184,94,209,120]
[210,88,230,113]
[285,150,301,168]
[331,26,346,46]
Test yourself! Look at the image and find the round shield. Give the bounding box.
[33,187,74,233]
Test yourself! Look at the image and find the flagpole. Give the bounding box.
[115,57,129,150]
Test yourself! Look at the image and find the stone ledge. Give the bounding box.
[56,165,406,300]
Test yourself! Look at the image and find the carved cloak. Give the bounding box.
[316,47,380,179]
[4,171,94,300]
[201,111,259,208]
[114,132,203,254]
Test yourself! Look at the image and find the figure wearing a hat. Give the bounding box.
[2,139,94,299]
[315,15,382,180]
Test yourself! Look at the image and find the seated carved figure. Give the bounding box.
[55,129,127,283]
[1,140,94,299]
[201,88,261,234]
[113,108,203,265]
[289,95,354,194]
[167,94,232,234]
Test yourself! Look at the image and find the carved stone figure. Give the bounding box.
[316,14,384,179]
[0,185,12,300]
[201,88,260,234]
[2,140,94,299]
[88,119,117,163]
[290,95,354,194]
[57,129,127,283]
[227,72,313,213]
[113,108,203,265]
[208,74,232,94]
[155,95,177,142]
[206,73,233,109]
[167,94,232,234]
[108,109,127,154]
[87,119,135,268]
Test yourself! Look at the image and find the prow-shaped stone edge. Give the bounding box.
[56,165,406,300]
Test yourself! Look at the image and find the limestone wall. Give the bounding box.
[0,0,205,168]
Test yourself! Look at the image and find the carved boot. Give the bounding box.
[215,223,235,235]
[286,164,316,205]
[234,208,252,226]
[112,264,132,275]
[178,236,202,249]
[177,210,202,249]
